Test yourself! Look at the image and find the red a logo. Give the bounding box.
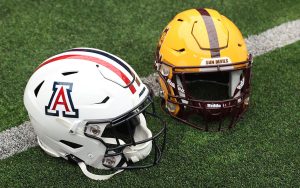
[45,82,79,118]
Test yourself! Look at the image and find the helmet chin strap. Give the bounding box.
[77,162,123,181]
[123,141,152,163]
[67,153,125,181]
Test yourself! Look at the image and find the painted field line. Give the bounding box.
[0,19,299,160]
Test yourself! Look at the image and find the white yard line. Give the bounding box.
[245,19,300,56]
[0,121,36,160]
[0,19,300,160]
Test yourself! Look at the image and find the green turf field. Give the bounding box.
[0,0,300,187]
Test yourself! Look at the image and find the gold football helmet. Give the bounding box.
[155,8,253,131]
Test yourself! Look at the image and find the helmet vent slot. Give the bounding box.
[62,71,78,76]
[177,18,183,22]
[34,80,44,97]
[174,48,185,52]
[95,96,110,104]
[60,140,83,149]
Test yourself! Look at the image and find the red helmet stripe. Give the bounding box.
[36,54,136,94]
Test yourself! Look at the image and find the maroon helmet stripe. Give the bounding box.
[196,8,220,58]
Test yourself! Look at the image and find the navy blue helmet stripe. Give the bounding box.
[68,48,132,75]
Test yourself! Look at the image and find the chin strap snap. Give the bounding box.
[77,162,123,181]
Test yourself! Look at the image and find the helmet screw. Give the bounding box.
[88,154,94,159]
[103,157,116,167]
[90,125,101,135]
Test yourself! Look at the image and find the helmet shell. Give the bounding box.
[24,48,149,168]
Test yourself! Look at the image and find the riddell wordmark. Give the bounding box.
[45,82,79,118]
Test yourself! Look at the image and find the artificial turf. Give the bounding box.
[0,0,300,187]
[0,0,300,132]
[1,42,300,186]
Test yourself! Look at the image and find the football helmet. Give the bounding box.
[155,8,252,131]
[24,48,166,180]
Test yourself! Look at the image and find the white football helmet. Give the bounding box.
[24,48,166,180]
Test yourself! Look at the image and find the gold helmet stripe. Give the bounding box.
[196,8,220,58]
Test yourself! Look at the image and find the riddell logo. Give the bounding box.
[45,82,79,118]
[207,103,222,108]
